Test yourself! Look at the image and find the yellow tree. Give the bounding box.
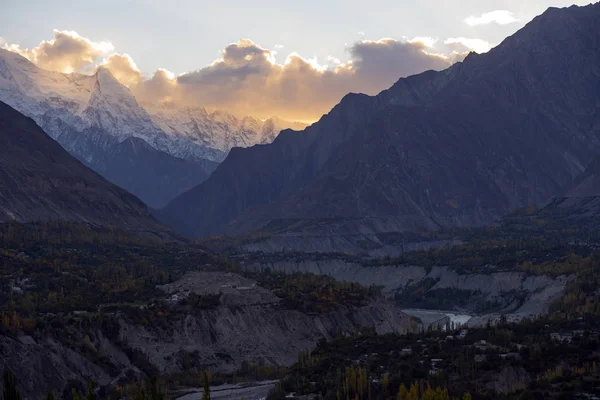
[397,384,408,400]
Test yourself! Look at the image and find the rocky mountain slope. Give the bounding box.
[0,101,161,229]
[86,137,218,208]
[566,154,600,198]
[525,154,600,227]
[0,270,411,400]
[160,3,600,240]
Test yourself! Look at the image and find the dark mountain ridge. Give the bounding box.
[0,101,163,230]
[160,3,600,239]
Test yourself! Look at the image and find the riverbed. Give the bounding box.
[176,380,278,400]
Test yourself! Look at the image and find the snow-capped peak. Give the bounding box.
[0,48,307,164]
[142,100,307,158]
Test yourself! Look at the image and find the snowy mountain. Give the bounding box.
[0,48,305,206]
[144,101,307,162]
[0,49,167,158]
[0,48,306,163]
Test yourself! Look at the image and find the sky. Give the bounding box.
[0,0,594,121]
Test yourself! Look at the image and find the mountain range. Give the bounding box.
[158,3,600,242]
[143,101,307,163]
[0,49,305,207]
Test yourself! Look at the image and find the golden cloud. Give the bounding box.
[100,53,144,87]
[5,31,476,121]
[133,38,454,121]
[4,29,113,74]
[134,68,177,102]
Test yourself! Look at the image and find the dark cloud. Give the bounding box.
[348,39,450,92]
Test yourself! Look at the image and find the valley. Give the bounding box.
[0,215,593,399]
[2,2,600,399]
[0,223,413,399]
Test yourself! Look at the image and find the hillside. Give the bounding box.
[0,101,162,229]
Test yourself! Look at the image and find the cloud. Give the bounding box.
[3,29,113,73]
[327,55,341,65]
[464,10,519,26]
[343,38,450,93]
[444,38,493,54]
[408,37,437,48]
[5,30,476,121]
[134,68,177,101]
[100,53,144,87]
[131,38,453,121]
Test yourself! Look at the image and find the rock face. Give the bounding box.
[0,271,412,400]
[0,101,161,229]
[0,333,144,400]
[120,300,410,375]
[0,302,409,399]
[160,3,600,239]
[133,271,412,374]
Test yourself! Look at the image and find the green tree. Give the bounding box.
[71,388,82,400]
[266,382,286,400]
[85,381,96,400]
[2,370,21,400]
[150,376,165,400]
[131,377,165,400]
[202,371,211,400]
